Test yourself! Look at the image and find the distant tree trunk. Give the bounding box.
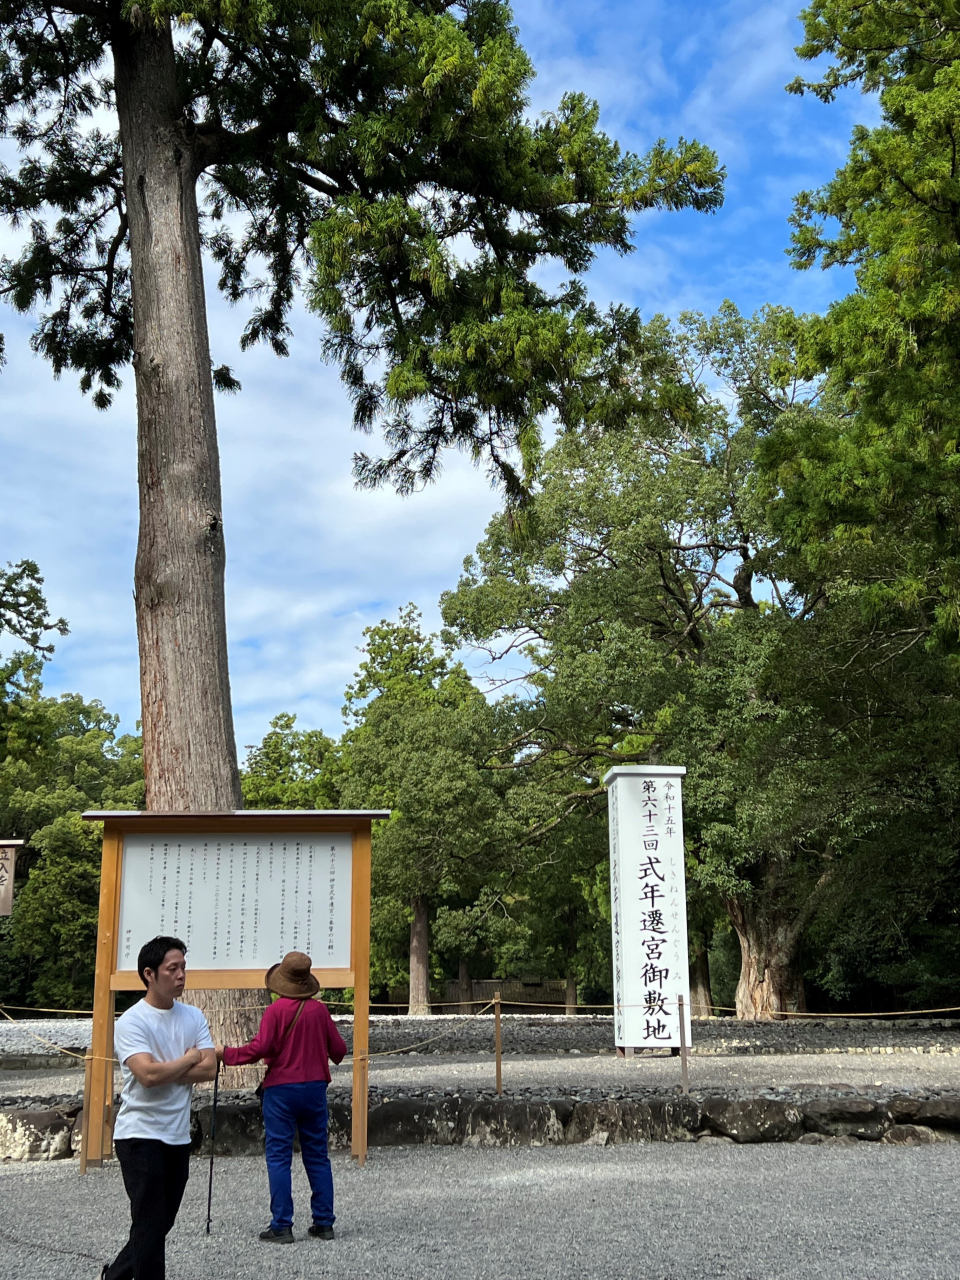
[112,15,241,814]
[726,897,807,1021]
[112,17,261,1056]
[409,896,431,1015]
[458,956,474,1013]
[689,943,713,1018]
[565,972,577,1015]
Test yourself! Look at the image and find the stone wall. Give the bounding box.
[4,1088,960,1160]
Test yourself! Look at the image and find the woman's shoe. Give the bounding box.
[308,1224,335,1241]
[259,1226,295,1243]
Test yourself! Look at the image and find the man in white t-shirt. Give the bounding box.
[101,935,216,1280]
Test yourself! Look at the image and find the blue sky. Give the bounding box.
[0,0,870,753]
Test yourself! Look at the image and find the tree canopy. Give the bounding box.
[5,0,960,1020]
[0,655,142,1008]
[0,560,67,656]
[442,305,960,1015]
[762,0,960,647]
[2,0,723,493]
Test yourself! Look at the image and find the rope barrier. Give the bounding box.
[212,1002,498,1070]
[0,1002,95,1015]
[0,1005,116,1063]
[348,1002,495,1060]
[6,997,960,1021]
[700,1004,960,1019]
[439,998,960,1017]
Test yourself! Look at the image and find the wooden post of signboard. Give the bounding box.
[350,823,372,1165]
[81,827,122,1170]
[79,810,386,1173]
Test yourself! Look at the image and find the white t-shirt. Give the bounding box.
[113,999,214,1145]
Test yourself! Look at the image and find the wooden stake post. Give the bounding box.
[494,990,502,1096]
[79,809,386,1172]
[677,994,690,1094]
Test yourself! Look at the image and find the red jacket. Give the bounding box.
[223,997,347,1088]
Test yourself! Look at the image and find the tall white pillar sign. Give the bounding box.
[0,842,24,917]
[604,766,690,1049]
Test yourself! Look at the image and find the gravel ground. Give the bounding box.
[1,1144,958,1280]
[360,1048,960,1096]
[7,1049,960,1110]
[6,1013,960,1061]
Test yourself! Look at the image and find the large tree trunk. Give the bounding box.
[112,18,261,1070]
[726,897,807,1021]
[184,987,267,1091]
[112,15,241,814]
[409,896,431,1016]
[458,955,474,1013]
[689,942,713,1019]
[565,971,577,1015]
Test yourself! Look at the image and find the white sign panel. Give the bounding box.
[117,833,353,970]
[605,766,690,1049]
[0,843,19,917]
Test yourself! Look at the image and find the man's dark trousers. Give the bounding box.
[104,1138,191,1280]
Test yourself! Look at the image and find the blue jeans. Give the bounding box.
[261,1080,335,1231]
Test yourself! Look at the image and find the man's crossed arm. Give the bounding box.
[125,1047,218,1087]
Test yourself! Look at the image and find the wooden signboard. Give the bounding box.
[79,809,388,1172]
[0,840,24,917]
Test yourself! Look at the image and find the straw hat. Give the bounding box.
[265,951,320,999]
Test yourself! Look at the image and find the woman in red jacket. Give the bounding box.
[216,951,347,1244]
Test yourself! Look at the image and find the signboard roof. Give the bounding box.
[82,810,391,835]
[602,765,686,783]
[82,809,391,821]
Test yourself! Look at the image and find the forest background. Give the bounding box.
[3,0,960,1021]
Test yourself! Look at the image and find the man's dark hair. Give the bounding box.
[137,936,187,987]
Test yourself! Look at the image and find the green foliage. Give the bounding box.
[241,713,338,809]
[762,0,960,647]
[442,304,960,1009]
[0,655,143,1008]
[0,560,67,656]
[1,0,722,491]
[337,607,532,987]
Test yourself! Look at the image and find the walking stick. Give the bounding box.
[205,1060,221,1236]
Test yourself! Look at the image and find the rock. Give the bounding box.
[802,1098,888,1140]
[70,1108,84,1155]
[881,1124,938,1146]
[886,1096,920,1123]
[367,1098,462,1147]
[0,1108,74,1160]
[646,1097,702,1142]
[328,1101,352,1150]
[564,1101,623,1146]
[914,1098,960,1129]
[195,1103,264,1157]
[461,1100,563,1148]
[551,1098,575,1126]
[701,1096,803,1144]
